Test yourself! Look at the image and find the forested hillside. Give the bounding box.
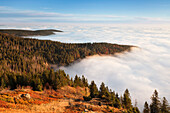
[0,32,132,74]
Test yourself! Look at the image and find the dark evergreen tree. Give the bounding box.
[133,107,140,113]
[35,78,42,91]
[70,77,74,86]
[78,76,83,87]
[161,97,169,113]
[0,77,6,88]
[99,82,107,98]
[123,89,132,109]
[89,81,98,98]
[55,77,61,89]
[105,86,111,101]
[49,69,55,85]
[74,75,79,87]
[143,101,150,113]
[110,91,116,106]
[114,93,121,109]
[150,90,161,113]
[82,75,88,87]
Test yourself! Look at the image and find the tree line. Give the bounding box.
[143,90,169,113]
[87,81,140,112]
[0,29,62,36]
[1,68,169,113]
[0,67,140,112]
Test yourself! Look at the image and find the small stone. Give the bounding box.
[84,109,88,112]
[25,93,31,99]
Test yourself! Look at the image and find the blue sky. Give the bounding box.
[0,0,170,24]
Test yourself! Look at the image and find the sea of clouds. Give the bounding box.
[1,23,170,110]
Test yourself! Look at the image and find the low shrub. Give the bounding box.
[83,96,92,101]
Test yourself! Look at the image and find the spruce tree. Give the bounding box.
[143,101,150,113]
[49,69,55,85]
[82,75,88,87]
[99,82,106,98]
[36,78,42,91]
[111,91,116,106]
[114,93,121,109]
[89,81,98,98]
[105,89,111,101]
[74,75,79,87]
[133,107,140,113]
[150,90,161,113]
[0,78,6,88]
[123,89,132,109]
[161,97,169,113]
[78,76,83,87]
[70,77,74,86]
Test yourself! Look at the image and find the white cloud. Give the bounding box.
[42,7,52,10]
[0,6,6,9]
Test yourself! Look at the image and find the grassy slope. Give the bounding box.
[0,86,125,113]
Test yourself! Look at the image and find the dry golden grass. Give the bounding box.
[28,99,69,113]
[0,100,69,113]
[0,86,124,113]
[56,86,90,99]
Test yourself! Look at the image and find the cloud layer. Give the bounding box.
[1,24,170,110]
[56,24,170,110]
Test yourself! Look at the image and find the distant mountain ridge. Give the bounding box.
[0,29,63,36]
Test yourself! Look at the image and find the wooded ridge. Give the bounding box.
[0,29,63,36]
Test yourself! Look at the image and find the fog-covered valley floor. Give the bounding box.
[1,23,170,110]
